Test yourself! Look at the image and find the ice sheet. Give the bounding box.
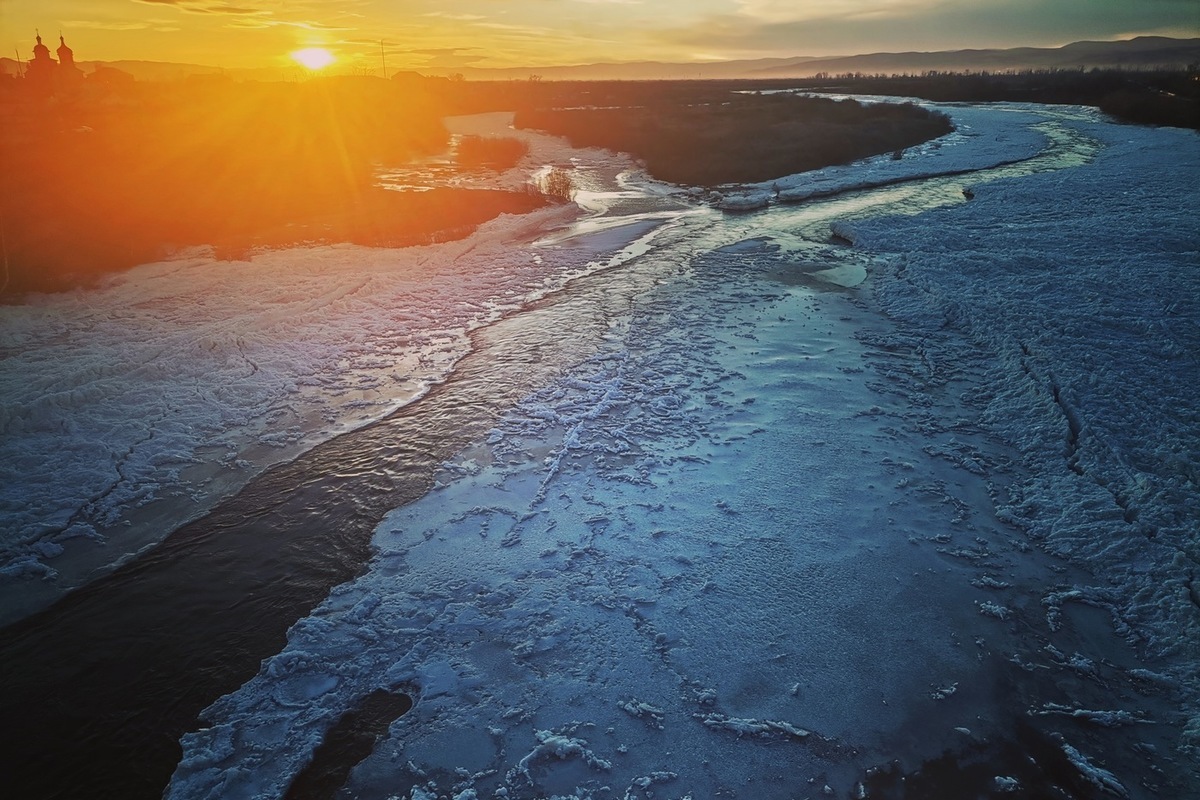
[838,116,1200,667]
[169,103,1198,798]
[0,116,653,623]
[169,240,1025,800]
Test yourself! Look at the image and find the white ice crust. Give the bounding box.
[0,117,660,622]
[838,115,1200,666]
[168,103,1199,799]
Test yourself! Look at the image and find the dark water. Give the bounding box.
[862,722,1107,800]
[0,393,443,799]
[283,690,413,800]
[0,275,630,800]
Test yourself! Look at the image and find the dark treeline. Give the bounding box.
[792,68,1200,130]
[511,89,953,186]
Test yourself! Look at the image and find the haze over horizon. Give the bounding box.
[5,0,1199,73]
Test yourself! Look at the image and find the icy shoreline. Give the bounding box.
[710,100,1086,211]
[0,116,663,625]
[169,213,1030,800]
[0,102,1045,619]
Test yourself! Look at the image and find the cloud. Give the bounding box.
[734,0,928,24]
[476,21,554,35]
[422,12,487,22]
[405,46,489,68]
[655,0,1200,57]
[223,17,351,31]
[129,0,360,33]
[224,19,273,29]
[63,19,155,31]
[271,19,354,30]
[131,0,269,15]
[403,47,482,56]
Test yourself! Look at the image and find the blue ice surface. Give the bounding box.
[172,237,1027,800]
[169,103,1200,800]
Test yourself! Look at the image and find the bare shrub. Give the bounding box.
[540,167,575,202]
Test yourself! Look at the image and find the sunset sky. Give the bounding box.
[6,0,1199,72]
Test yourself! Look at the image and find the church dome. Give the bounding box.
[33,33,51,59]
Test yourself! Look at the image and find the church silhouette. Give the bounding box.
[23,31,84,95]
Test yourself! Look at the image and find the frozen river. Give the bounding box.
[1,101,1197,799]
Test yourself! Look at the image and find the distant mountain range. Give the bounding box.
[2,36,1197,83]
[424,56,829,82]
[419,37,1200,81]
[751,36,1200,78]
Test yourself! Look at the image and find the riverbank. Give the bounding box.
[515,91,953,186]
[707,98,1092,210]
[0,79,949,299]
[0,112,656,626]
[796,69,1200,130]
[0,98,1088,625]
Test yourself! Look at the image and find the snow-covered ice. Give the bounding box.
[167,103,1198,798]
[3,95,1196,798]
[838,113,1199,668]
[170,234,1016,799]
[0,115,675,623]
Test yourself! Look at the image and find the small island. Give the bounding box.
[513,84,953,186]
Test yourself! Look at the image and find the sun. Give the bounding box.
[290,47,336,70]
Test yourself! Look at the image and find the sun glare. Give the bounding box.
[291,47,336,70]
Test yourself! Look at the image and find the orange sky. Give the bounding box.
[6,0,1199,73]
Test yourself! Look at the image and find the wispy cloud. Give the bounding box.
[64,19,155,31]
[422,12,487,22]
[203,5,264,13]
[734,0,925,24]
[272,19,353,30]
[131,0,357,32]
[476,21,554,35]
[224,17,351,31]
[405,47,482,56]
[131,0,270,15]
[656,0,1200,59]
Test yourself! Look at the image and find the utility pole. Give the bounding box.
[380,40,387,79]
